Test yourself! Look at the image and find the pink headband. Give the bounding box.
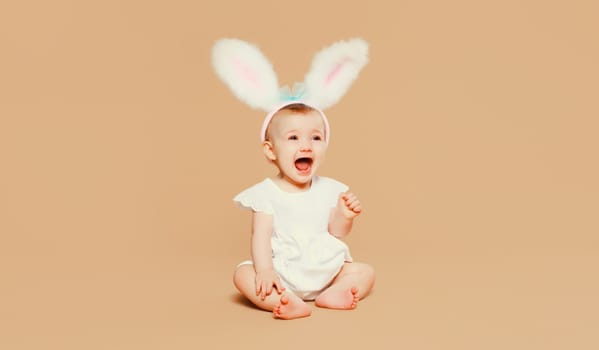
[260,101,330,144]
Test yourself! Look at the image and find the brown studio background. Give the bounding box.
[1,1,598,349]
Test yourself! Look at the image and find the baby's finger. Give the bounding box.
[345,197,358,207]
[346,201,360,212]
[348,200,361,210]
[274,280,285,294]
[338,193,347,204]
[266,283,273,297]
[255,280,262,296]
[343,192,354,201]
[263,283,271,300]
[346,195,359,205]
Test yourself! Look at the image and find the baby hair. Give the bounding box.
[264,104,326,143]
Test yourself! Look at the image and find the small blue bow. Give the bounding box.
[279,82,306,101]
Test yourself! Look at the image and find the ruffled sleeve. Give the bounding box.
[318,176,349,208]
[233,181,274,215]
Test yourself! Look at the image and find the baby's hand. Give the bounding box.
[337,192,362,219]
[255,269,285,300]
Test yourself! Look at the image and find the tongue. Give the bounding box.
[295,159,310,171]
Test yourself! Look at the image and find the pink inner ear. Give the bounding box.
[324,58,349,86]
[233,56,261,89]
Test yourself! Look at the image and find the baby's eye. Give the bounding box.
[312,135,322,141]
[288,135,298,140]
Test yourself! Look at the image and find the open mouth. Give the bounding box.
[294,157,313,174]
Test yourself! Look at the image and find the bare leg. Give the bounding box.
[314,262,375,310]
[233,264,311,319]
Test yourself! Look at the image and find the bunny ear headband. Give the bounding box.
[211,38,369,144]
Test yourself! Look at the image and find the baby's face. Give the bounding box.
[265,110,327,188]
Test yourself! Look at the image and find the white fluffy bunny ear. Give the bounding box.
[303,38,369,110]
[212,39,280,111]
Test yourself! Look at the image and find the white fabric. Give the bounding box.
[234,176,353,300]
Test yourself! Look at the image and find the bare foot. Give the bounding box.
[314,287,359,310]
[273,294,312,320]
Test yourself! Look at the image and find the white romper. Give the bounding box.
[234,176,353,300]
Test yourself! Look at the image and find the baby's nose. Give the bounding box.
[299,140,312,151]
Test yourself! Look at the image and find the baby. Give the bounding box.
[232,103,375,319]
[212,38,374,319]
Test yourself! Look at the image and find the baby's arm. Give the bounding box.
[251,211,285,300]
[328,192,362,238]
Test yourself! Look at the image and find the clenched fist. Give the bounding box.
[337,192,362,219]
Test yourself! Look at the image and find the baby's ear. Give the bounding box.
[212,39,280,111]
[262,141,277,161]
[303,38,369,110]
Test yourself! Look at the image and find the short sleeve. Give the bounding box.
[233,182,274,215]
[317,177,349,208]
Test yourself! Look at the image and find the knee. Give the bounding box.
[232,265,245,285]
[233,264,253,290]
[352,263,375,287]
[352,262,374,275]
[360,264,376,291]
[345,262,375,279]
[361,263,375,279]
